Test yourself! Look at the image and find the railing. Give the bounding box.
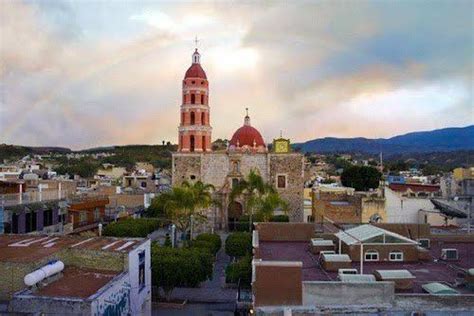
[0,190,74,207]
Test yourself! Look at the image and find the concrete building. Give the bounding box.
[0,235,151,315]
[172,49,304,228]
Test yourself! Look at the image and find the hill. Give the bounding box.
[296,125,474,155]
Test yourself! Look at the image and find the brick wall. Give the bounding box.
[256,223,314,241]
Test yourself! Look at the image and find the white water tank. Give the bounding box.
[24,260,65,286]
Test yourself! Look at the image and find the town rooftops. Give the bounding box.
[0,235,146,263]
[335,224,418,246]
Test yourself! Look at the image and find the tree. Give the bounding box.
[153,181,215,236]
[341,165,381,191]
[230,170,280,230]
[253,192,288,222]
[225,232,252,258]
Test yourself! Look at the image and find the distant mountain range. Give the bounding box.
[295,125,474,155]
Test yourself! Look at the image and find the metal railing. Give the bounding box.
[0,190,74,207]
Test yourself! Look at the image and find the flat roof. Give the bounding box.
[0,235,146,263]
[258,240,474,294]
[34,266,118,299]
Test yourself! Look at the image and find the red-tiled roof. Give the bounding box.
[230,125,265,148]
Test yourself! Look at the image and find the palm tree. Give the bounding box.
[159,181,215,237]
[229,169,283,230]
[253,192,288,222]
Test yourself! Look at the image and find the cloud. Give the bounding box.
[0,0,472,149]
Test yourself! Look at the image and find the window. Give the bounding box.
[181,112,185,124]
[138,251,146,291]
[43,209,53,227]
[191,80,195,84]
[202,136,206,150]
[190,112,195,125]
[389,251,403,261]
[201,81,205,85]
[79,211,88,225]
[182,94,185,104]
[190,175,196,180]
[94,208,100,221]
[232,178,239,188]
[191,94,195,104]
[277,175,287,189]
[201,112,205,124]
[201,94,204,104]
[364,250,379,261]
[141,181,147,188]
[190,135,195,152]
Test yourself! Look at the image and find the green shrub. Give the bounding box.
[151,245,214,300]
[195,233,222,254]
[225,255,252,286]
[225,232,252,258]
[188,240,215,255]
[271,215,289,222]
[103,218,161,237]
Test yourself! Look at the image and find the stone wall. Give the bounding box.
[269,153,304,222]
[172,153,202,186]
[201,153,230,187]
[9,294,91,315]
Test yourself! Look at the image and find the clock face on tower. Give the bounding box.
[273,138,290,153]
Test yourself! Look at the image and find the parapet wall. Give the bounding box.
[255,223,314,242]
[303,281,395,306]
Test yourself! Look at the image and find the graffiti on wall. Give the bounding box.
[94,280,130,316]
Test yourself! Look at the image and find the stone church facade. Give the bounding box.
[172,48,304,229]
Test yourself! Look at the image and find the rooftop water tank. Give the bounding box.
[24,260,65,286]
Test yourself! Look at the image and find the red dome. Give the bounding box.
[230,125,265,148]
[184,63,207,79]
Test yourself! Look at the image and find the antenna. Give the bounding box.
[245,107,249,116]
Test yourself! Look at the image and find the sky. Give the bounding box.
[0,0,473,150]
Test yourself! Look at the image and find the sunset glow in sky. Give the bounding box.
[1,0,473,149]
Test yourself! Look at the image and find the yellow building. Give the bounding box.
[453,167,474,181]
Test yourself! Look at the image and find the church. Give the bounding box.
[172,48,304,230]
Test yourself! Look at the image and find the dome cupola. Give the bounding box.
[229,109,266,152]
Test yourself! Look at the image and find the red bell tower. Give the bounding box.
[178,48,212,152]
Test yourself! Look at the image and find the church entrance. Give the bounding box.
[228,201,243,231]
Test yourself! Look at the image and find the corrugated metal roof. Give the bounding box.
[422,282,459,295]
[321,254,351,262]
[335,224,418,245]
[374,269,415,280]
[339,274,376,283]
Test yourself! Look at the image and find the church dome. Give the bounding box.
[229,112,266,148]
[184,49,207,79]
[184,63,207,79]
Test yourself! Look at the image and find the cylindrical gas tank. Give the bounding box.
[24,260,65,286]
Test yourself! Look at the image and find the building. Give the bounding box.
[96,164,127,181]
[172,49,304,228]
[68,195,109,232]
[251,222,474,314]
[0,235,151,315]
[385,184,442,224]
[312,186,386,224]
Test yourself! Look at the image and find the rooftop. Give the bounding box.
[0,235,146,263]
[258,240,474,294]
[34,266,118,298]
